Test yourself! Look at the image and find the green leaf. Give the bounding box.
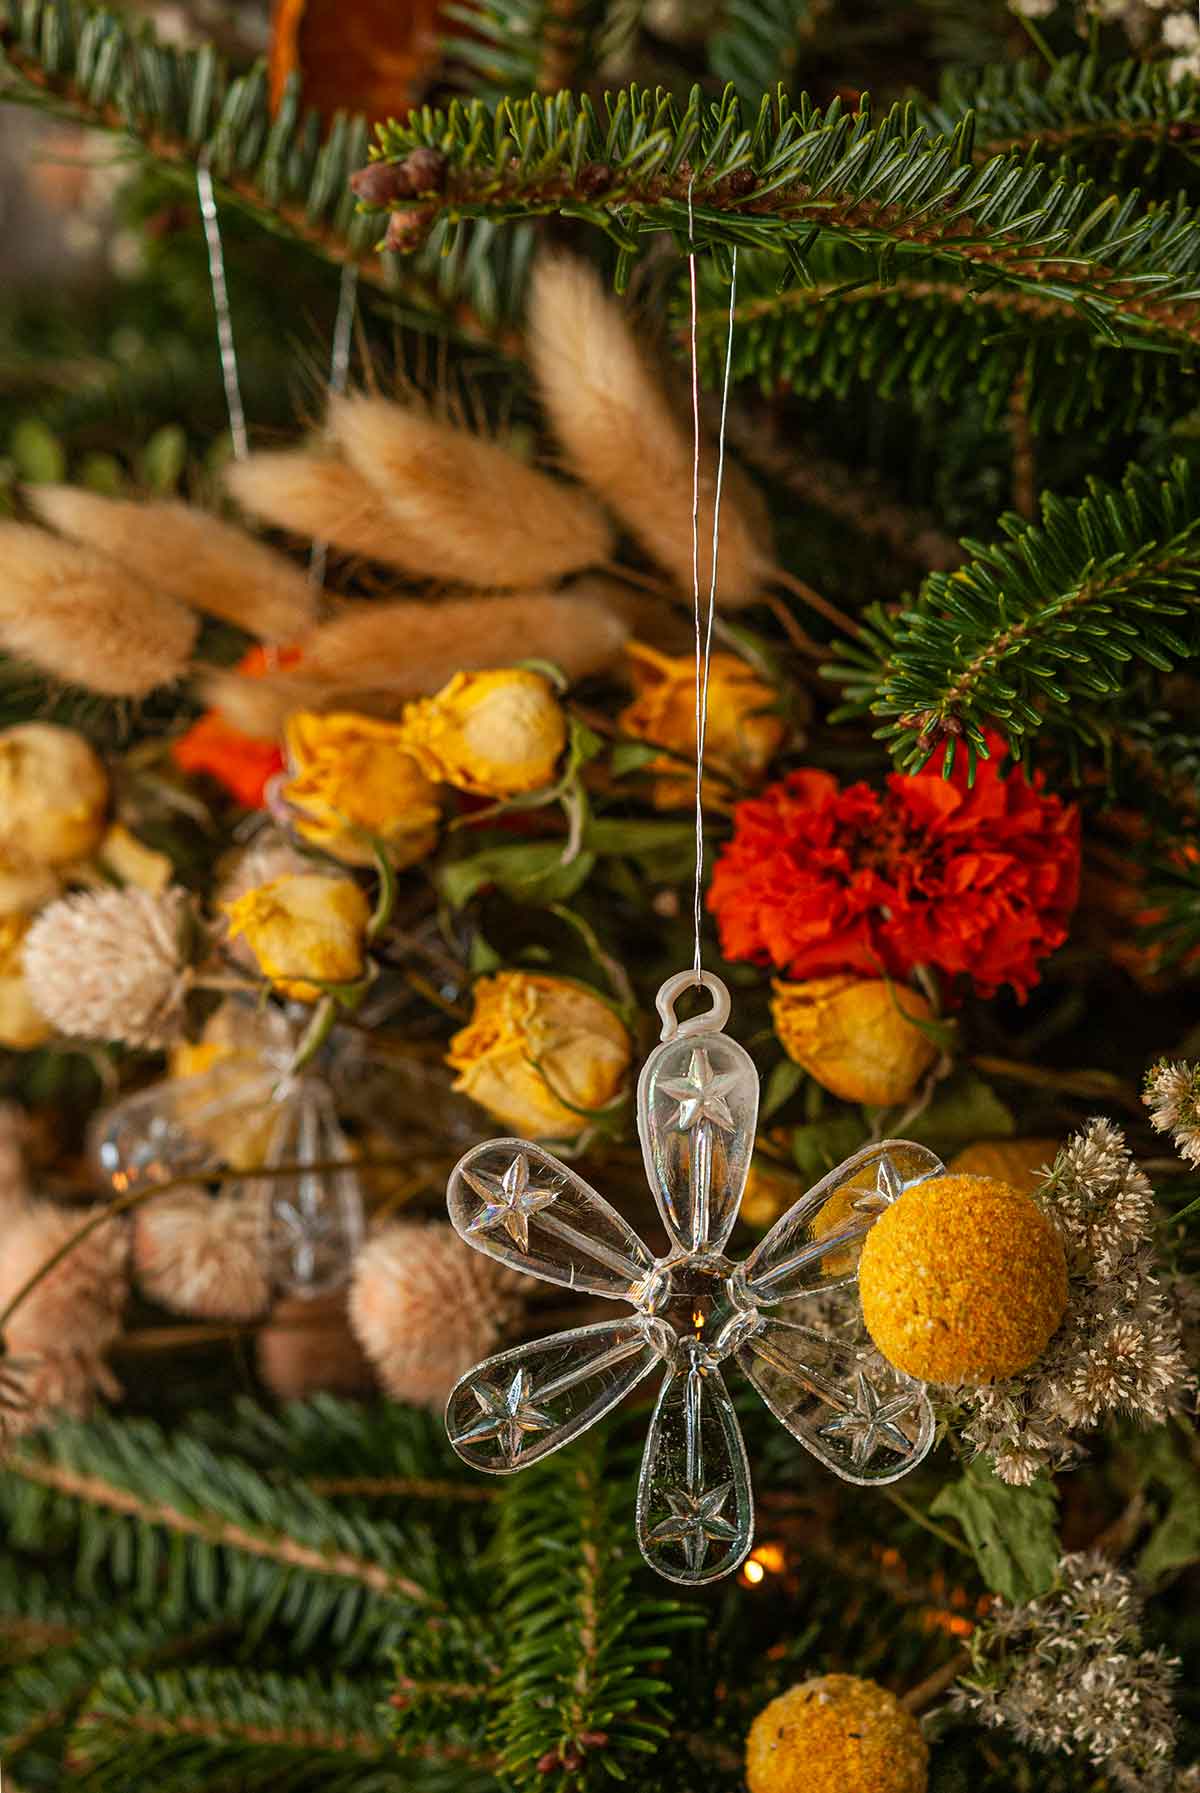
[11,419,66,484]
[139,425,188,494]
[910,1070,1015,1158]
[440,842,595,909]
[584,818,697,881]
[610,740,662,777]
[790,1114,867,1178]
[762,1057,805,1122]
[931,1460,1059,1602]
[1135,1430,1200,1584]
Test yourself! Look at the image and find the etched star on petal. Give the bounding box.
[451,1367,555,1465]
[462,1153,557,1251]
[817,1371,923,1468]
[659,1049,742,1133]
[646,1481,739,1573]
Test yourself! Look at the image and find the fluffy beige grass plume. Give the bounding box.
[528,253,772,606]
[27,486,317,643]
[0,522,196,696]
[225,449,413,566]
[200,585,629,738]
[328,392,614,586]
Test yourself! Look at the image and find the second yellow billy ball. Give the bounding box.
[858,1172,1068,1386]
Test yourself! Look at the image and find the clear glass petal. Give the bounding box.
[90,1063,278,1194]
[447,1140,654,1298]
[637,1032,759,1255]
[738,1313,934,1484]
[636,1360,753,1585]
[445,1317,662,1474]
[739,1140,945,1306]
[232,1081,364,1298]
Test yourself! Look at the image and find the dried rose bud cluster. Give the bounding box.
[954,1551,1180,1790]
[950,1119,1190,1485]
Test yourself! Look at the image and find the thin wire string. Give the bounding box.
[686,181,739,982]
[310,262,360,587]
[196,159,248,462]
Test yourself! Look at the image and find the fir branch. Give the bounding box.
[488,1429,700,1789]
[65,1666,491,1791]
[709,0,827,102]
[442,0,613,103]
[371,85,1200,357]
[0,1415,450,1662]
[830,458,1200,771]
[923,54,1200,177]
[691,247,1182,433]
[0,0,529,340]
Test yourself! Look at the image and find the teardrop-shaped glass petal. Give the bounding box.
[740,1140,944,1307]
[446,1317,663,1474]
[448,1140,654,1298]
[89,1063,278,1194]
[738,1314,934,1485]
[232,1081,364,1298]
[636,1361,753,1585]
[637,1032,758,1255]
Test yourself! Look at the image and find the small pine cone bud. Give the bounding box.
[383,209,432,253]
[348,162,411,205]
[395,147,447,195]
[133,1190,270,1322]
[23,886,194,1049]
[577,161,613,196]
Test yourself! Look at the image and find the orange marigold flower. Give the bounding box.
[709,732,1080,1001]
[172,646,299,809]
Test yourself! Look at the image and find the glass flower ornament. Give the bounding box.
[91,1001,364,1299]
[445,971,942,1586]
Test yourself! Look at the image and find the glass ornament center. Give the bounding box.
[639,1251,754,1366]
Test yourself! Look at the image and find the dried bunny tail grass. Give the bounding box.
[132,1189,270,1321]
[328,391,615,588]
[0,1197,128,1360]
[0,522,197,697]
[225,449,411,567]
[349,1220,526,1407]
[199,586,629,735]
[26,487,316,644]
[528,252,772,606]
[0,1350,117,1439]
[23,886,193,1049]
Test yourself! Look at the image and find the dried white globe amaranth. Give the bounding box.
[23,885,193,1049]
[133,1187,271,1321]
[349,1220,526,1407]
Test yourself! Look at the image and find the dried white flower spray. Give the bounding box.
[955,1551,1180,1789]
[1144,1059,1200,1167]
[950,1120,1190,1484]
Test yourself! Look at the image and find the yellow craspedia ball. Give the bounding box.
[745,1674,928,1793]
[859,1172,1068,1386]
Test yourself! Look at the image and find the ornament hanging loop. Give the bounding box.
[655,970,731,1042]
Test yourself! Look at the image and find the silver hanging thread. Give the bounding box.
[685,181,738,982]
[310,262,360,586]
[196,159,249,462]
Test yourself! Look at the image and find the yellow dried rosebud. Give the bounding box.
[223,872,370,1003]
[0,916,53,1050]
[399,669,566,798]
[281,710,440,868]
[0,864,60,920]
[618,641,785,809]
[169,1003,282,1171]
[741,1158,805,1230]
[859,1172,1068,1386]
[949,1138,1059,1194]
[771,976,939,1107]
[745,1674,929,1793]
[447,971,631,1140]
[0,724,108,870]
